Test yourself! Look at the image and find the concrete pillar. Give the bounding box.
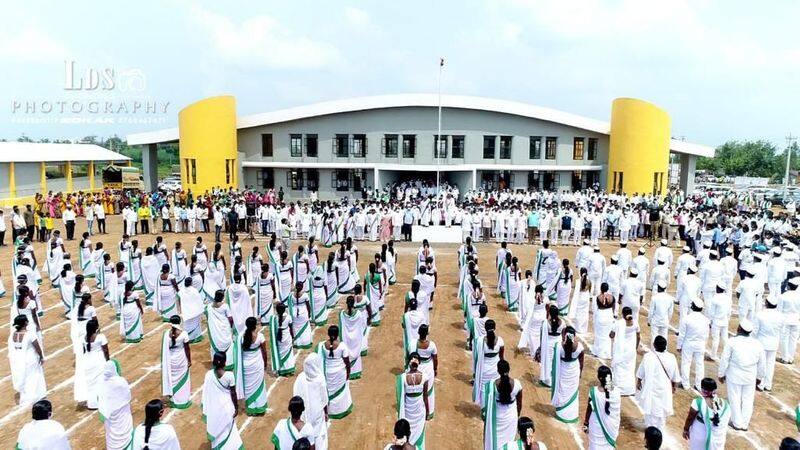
[89,161,95,190]
[66,161,73,192]
[374,168,380,189]
[40,162,47,193]
[142,144,159,191]
[9,162,16,199]
[679,153,697,194]
[472,169,477,190]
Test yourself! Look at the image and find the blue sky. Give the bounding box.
[1,0,799,149]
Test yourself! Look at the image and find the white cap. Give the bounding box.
[611,255,619,263]
[657,256,666,263]
[593,246,600,251]
[773,247,783,255]
[683,246,691,252]
[753,253,764,261]
[583,239,590,245]
[739,319,754,333]
[629,267,639,276]
[744,267,756,275]
[709,250,718,257]
[789,277,800,287]
[661,239,668,246]
[703,240,712,248]
[717,281,727,290]
[688,264,698,273]
[692,298,704,309]
[638,248,646,255]
[657,280,668,289]
[766,296,778,306]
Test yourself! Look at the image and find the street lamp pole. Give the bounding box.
[786,133,797,196]
[436,57,444,205]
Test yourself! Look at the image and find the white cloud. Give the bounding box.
[344,7,371,28]
[189,6,340,70]
[0,28,69,62]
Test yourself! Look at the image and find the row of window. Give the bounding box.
[610,171,666,195]
[182,158,236,186]
[261,133,598,161]
[256,168,368,191]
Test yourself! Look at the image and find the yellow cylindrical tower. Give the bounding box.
[178,96,238,194]
[607,98,671,196]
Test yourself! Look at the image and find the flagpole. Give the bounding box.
[436,57,443,206]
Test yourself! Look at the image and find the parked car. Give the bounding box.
[159,178,182,191]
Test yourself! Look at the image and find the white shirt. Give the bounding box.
[718,335,765,385]
[754,308,782,351]
[648,292,674,327]
[778,288,800,326]
[679,310,710,351]
[62,209,76,222]
[706,292,732,327]
[94,203,105,219]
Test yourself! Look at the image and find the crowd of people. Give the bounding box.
[6,180,800,449]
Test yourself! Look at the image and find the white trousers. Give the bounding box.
[727,382,755,429]
[619,229,629,243]
[710,325,728,359]
[781,323,799,363]
[561,230,571,245]
[681,347,705,390]
[760,349,777,390]
[651,325,669,342]
[591,228,600,245]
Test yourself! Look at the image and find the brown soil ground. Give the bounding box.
[0,216,794,449]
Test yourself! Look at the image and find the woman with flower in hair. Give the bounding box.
[583,365,621,449]
[682,377,730,450]
[500,416,547,449]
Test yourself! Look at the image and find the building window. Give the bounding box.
[529,136,542,159]
[571,170,584,190]
[383,134,398,158]
[352,134,367,157]
[483,135,496,159]
[653,172,664,196]
[499,136,512,159]
[587,138,598,160]
[452,135,465,158]
[261,134,273,157]
[290,134,303,157]
[287,169,304,190]
[573,137,585,160]
[305,134,318,157]
[351,169,367,191]
[333,134,349,157]
[332,169,350,191]
[543,171,560,191]
[306,169,319,190]
[528,171,541,190]
[612,171,624,192]
[402,135,416,158]
[434,135,448,159]
[256,168,274,189]
[545,137,557,159]
[225,159,235,185]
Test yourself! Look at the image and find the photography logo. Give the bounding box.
[11,60,171,125]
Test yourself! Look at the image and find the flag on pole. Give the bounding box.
[440,57,445,67]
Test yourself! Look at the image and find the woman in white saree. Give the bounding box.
[308,264,329,326]
[483,359,522,450]
[290,282,313,349]
[201,352,242,450]
[550,326,584,424]
[610,306,640,396]
[592,283,615,359]
[255,264,276,326]
[271,396,316,450]
[339,296,368,379]
[269,303,296,376]
[583,365,621,450]
[682,378,730,450]
[79,232,96,279]
[132,399,181,450]
[205,289,236,369]
[364,262,384,325]
[156,265,179,322]
[555,259,573,317]
[8,315,46,406]
[569,268,592,334]
[384,242,398,285]
[503,256,521,312]
[119,281,144,343]
[535,305,564,387]
[396,352,430,450]
[203,244,227,301]
[81,318,109,410]
[236,317,269,416]
[472,320,504,406]
[58,263,77,315]
[71,291,95,403]
[140,247,160,308]
[317,325,353,419]
[411,324,437,419]
[335,246,356,294]
[323,253,339,309]
[129,240,144,290]
[293,353,329,450]
[161,316,192,410]
[98,359,134,450]
[177,278,205,343]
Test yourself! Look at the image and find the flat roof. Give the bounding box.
[126,94,715,157]
[0,142,131,163]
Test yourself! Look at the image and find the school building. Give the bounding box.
[127,94,714,200]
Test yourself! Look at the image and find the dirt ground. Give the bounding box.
[0,216,796,449]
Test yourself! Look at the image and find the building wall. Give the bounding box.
[245,167,375,201]
[237,107,609,168]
